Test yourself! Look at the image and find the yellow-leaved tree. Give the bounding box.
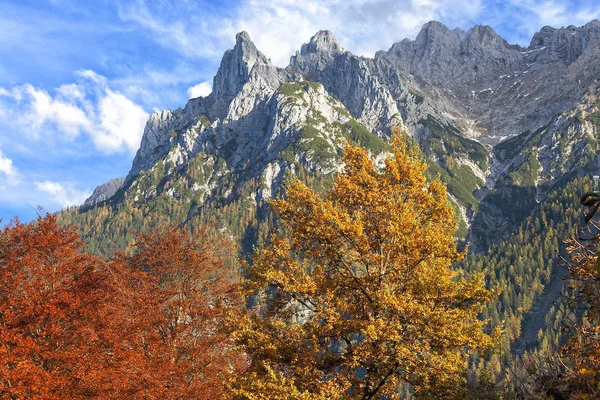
[228,133,497,399]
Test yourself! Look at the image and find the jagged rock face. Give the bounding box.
[291,32,450,141]
[291,30,345,72]
[118,31,395,214]
[377,19,600,146]
[382,22,523,86]
[212,32,262,101]
[529,20,600,64]
[292,51,402,135]
[85,21,600,251]
[125,79,372,213]
[303,30,344,54]
[210,31,289,118]
[82,177,124,209]
[125,97,210,184]
[125,32,289,186]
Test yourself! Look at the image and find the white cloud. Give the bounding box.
[35,180,90,208]
[0,147,19,192]
[55,82,85,101]
[96,89,149,152]
[0,71,149,153]
[76,69,108,85]
[117,2,226,59]
[0,149,17,179]
[117,0,483,67]
[21,84,91,137]
[509,0,600,28]
[501,0,600,44]
[187,80,212,99]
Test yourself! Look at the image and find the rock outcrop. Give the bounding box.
[82,177,124,209]
[377,19,600,146]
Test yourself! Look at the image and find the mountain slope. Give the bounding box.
[63,32,391,255]
[60,21,600,361]
[66,20,600,258]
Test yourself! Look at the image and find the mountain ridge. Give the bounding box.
[67,19,600,380]
[83,20,600,245]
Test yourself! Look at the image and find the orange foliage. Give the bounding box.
[102,226,244,398]
[0,214,242,399]
[0,215,109,398]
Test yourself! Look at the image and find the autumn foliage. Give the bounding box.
[560,213,600,397]
[228,134,497,399]
[0,215,108,398]
[0,214,242,399]
[0,135,504,398]
[102,226,243,398]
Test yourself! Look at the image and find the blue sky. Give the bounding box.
[1,0,599,223]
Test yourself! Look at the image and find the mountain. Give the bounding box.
[82,177,124,209]
[57,21,600,361]
[59,31,390,254]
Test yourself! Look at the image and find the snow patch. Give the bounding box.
[520,46,546,54]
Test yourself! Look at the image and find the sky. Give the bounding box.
[1,0,599,224]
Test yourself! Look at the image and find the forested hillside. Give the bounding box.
[463,178,591,389]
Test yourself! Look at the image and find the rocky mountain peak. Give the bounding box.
[409,20,465,61]
[412,21,509,55]
[414,20,455,44]
[587,19,600,29]
[466,25,507,48]
[528,20,600,63]
[289,30,346,73]
[303,30,344,55]
[419,20,451,34]
[236,30,252,44]
[212,31,270,102]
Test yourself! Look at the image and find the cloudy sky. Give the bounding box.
[1,0,599,223]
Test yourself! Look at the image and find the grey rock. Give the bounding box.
[82,177,124,208]
[210,31,288,118]
[118,20,600,244]
[376,19,600,148]
[529,20,600,63]
[125,32,289,186]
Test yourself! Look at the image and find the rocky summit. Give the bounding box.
[76,21,600,252]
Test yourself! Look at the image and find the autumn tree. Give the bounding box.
[0,214,244,398]
[228,134,497,399]
[0,214,110,399]
[555,191,600,397]
[101,226,244,399]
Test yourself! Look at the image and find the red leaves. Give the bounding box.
[103,226,243,398]
[0,215,242,398]
[0,215,108,398]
